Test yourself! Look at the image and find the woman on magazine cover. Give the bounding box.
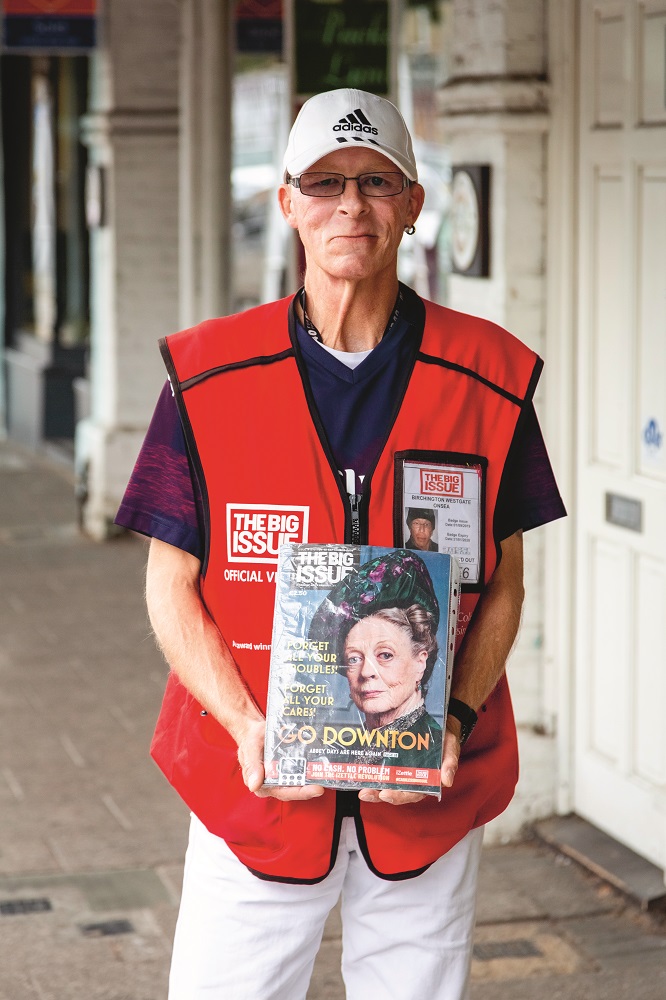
[309,549,443,768]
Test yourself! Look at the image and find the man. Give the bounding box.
[405,507,438,550]
[116,88,565,1000]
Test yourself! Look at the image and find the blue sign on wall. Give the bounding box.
[2,1,97,53]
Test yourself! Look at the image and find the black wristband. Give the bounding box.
[447,698,478,745]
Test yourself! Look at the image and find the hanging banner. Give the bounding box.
[2,0,97,52]
[236,0,283,54]
[294,0,389,98]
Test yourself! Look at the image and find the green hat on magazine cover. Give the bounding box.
[309,549,440,665]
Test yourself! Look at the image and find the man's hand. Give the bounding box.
[441,721,462,788]
[358,788,427,805]
[237,717,325,801]
[356,726,462,806]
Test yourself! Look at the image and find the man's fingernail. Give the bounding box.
[444,769,455,786]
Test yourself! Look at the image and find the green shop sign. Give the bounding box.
[294,0,390,97]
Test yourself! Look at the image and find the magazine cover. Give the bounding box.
[264,545,460,798]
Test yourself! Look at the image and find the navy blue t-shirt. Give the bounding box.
[116,296,566,557]
[293,287,420,497]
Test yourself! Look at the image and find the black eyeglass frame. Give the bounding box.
[286,171,411,198]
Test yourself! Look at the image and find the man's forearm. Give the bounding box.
[447,531,525,734]
[145,537,264,746]
[145,538,324,801]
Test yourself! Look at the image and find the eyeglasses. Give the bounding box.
[288,171,409,198]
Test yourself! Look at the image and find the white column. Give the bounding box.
[180,0,234,328]
[543,0,577,819]
[441,0,549,342]
[0,68,5,436]
[78,0,180,538]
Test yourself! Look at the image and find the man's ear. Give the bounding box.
[278,184,299,231]
[406,182,426,229]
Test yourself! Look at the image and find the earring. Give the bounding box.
[404,224,416,236]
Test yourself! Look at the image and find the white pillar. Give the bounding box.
[180,0,234,328]
[441,0,549,343]
[0,68,5,437]
[78,0,180,538]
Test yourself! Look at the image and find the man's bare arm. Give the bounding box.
[145,537,323,801]
[359,530,525,806]
[440,529,525,784]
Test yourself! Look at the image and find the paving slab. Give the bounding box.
[563,912,666,966]
[470,967,666,1000]
[475,842,621,925]
[472,919,588,981]
[0,869,173,911]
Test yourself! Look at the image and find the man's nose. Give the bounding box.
[337,179,368,214]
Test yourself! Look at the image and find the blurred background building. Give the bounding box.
[1,0,665,886]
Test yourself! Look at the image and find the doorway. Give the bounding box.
[574,0,666,870]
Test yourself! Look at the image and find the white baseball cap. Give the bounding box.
[283,88,418,182]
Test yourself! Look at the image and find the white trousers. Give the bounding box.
[169,814,484,1000]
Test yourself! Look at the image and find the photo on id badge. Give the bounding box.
[394,451,487,592]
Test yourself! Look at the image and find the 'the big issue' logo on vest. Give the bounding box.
[227,504,309,563]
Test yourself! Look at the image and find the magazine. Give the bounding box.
[264,544,460,798]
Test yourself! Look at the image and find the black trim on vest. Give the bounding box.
[179,348,296,391]
[524,355,544,406]
[416,352,529,408]
[488,356,543,569]
[352,810,433,881]
[159,337,213,576]
[246,794,349,885]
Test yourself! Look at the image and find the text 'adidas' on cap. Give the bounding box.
[283,88,418,182]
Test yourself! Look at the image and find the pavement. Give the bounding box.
[1,437,665,1000]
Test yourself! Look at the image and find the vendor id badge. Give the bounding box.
[395,453,486,589]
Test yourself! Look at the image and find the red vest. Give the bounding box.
[150,294,542,881]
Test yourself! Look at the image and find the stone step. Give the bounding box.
[535,814,666,912]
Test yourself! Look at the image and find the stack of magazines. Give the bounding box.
[264,544,460,798]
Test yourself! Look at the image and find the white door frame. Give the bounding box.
[551,0,666,870]
[544,0,578,817]
[572,0,666,870]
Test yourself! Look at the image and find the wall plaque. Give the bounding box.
[605,492,643,533]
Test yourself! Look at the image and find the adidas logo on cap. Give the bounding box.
[332,108,379,137]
